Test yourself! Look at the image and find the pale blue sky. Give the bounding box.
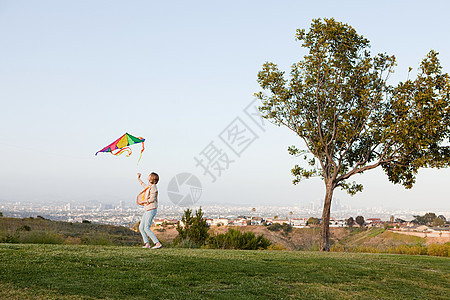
[1,0,449,211]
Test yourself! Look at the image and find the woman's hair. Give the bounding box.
[149,172,159,184]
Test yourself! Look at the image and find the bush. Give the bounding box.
[307,217,320,225]
[387,244,428,255]
[64,236,82,245]
[173,237,201,249]
[207,229,271,250]
[81,233,113,246]
[174,208,209,248]
[355,216,365,227]
[18,225,32,231]
[0,233,20,243]
[268,243,287,250]
[427,243,449,257]
[267,223,282,231]
[19,231,65,244]
[282,223,292,236]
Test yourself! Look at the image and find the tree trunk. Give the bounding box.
[320,184,334,251]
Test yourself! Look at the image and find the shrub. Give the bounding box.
[307,217,320,225]
[355,216,365,227]
[281,223,292,236]
[267,223,282,231]
[268,243,287,250]
[387,244,428,255]
[64,236,82,245]
[207,229,271,250]
[81,233,113,246]
[18,225,31,231]
[173,237,201,249]
[427,243,449,257]
[0,233,20,243]
[174,208,209,248]
[19,231,65,244]
[346,217,355,227]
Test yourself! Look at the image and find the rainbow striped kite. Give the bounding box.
[95,133,145,163]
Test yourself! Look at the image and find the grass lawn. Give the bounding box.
[0,244,449,299]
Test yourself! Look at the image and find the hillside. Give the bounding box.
[0,244,448,299]
[0,217,141,246]
[2,217,448,255]
[158,225,448,252]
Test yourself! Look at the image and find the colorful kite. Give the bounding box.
[95,133,145,163]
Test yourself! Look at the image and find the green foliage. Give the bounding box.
[267,223,282,231]
[331,242,450,257]
[412,212,438,225]
[387,243,428,256]
[0,212,3,217]
[207,229,271,250]
[307,217,320,225]
[81,233,113,246]
[281,223,293,236]
[432,217,445,227]
[355,216,365,227]
[267,223,292,236]
[346,217,355,227]
[18,231,65,244]
[427,243,450,257]
[18,225,31,231]
[267,243,287,250]
[0,234,19,243]
[257,18,450,191]
[174,208,209,248]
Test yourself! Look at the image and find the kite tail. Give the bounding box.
[112,147,132,157]
[137,138,145,165]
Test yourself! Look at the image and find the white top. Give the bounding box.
[143,184,158,211]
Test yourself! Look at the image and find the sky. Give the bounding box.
[1,0,449,211]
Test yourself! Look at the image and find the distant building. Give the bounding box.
[250,217,264,225]
[291,218,308,227]
[366,218,383,227]
[271,218,290,225]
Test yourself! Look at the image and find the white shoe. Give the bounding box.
[142,244,150,248]
[151,244,162,249]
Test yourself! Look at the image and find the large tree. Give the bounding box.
[256,18,450,251]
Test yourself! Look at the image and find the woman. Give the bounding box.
[137,172,162,249]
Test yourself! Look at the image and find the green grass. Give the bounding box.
[1,244,449,299]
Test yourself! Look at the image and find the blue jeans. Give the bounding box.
[139,209,160,244]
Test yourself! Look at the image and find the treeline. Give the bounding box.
[412,213,448,227]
